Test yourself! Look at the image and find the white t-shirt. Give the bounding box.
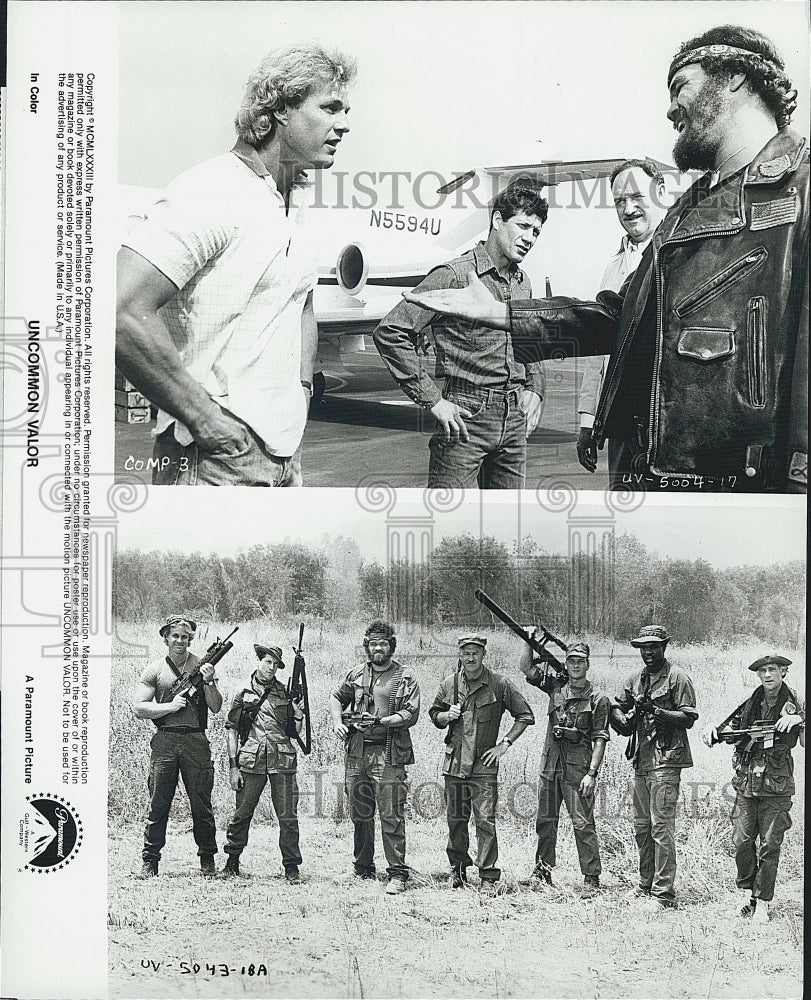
[123,144,317,456]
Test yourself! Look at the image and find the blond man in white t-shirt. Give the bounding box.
[116,44,356,485]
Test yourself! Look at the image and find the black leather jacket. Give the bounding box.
[510,129,808,492]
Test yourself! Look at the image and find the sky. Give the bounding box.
[117,491,806,571]
[118,0,810,296]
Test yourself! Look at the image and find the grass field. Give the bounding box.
[108,619,804,999]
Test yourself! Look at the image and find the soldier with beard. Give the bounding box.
[405,25,808,493]
[330,621,420,895]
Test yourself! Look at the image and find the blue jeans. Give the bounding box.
[428,387,527,489]
[152,423,302,487]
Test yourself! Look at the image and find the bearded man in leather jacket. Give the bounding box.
[405,25,807,493]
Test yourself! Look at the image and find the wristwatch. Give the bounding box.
[502,737,513,747]
[206,678,218,686]
[587,767,598,778]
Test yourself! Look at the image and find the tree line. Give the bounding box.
[113,533,805,647]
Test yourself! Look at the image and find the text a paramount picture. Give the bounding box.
[0,2,808,1000]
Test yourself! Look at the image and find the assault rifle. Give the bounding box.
[712,721,804,754]
[168,626,239,701]
[474,589,569,683]
[286,623,312,755]
[614,688,658,761]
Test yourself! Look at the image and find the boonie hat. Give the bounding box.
[566,641,590,658]
[254,643,286,668]
[748,654,791,673]
[159,615,197,638]
[458,634,487,649]
[630,625,670,647]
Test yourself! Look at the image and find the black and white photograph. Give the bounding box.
[105,490,805,998]
[112,1,809,492]
[0,2,806,999]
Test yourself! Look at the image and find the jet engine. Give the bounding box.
[335,242,369,296]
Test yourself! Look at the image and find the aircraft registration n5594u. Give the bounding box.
[119,148,675,382]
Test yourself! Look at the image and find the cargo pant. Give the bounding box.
[731,793,793,901]
[535,763,601,877]
[444,772,500,882]
[632,767,681,901]
[142,730,217,862]
[224,770,302,868]
[345,745,408,881]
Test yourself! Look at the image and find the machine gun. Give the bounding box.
[167,626,239,701]
[286,623,312,755]
[340,710,380,735]
[474,589,569,683]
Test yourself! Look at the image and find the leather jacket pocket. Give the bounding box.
[747,296,767,408]
[673,247,768,317]
[676,327,735,363]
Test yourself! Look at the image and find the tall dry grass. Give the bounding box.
[110,618,804,894]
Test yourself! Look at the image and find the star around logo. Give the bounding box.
[18,795,83,873]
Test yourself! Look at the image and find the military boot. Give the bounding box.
[222,855,241,877]
[140,859,158,879]
[200,854,217,876]
[581,874,601,898]
[451,865,468,889]
[520,861,552,888]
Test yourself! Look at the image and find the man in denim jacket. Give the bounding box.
[611,625,698,910]
[373,184,548,489]
[429,635,534,893]
[703,654,804,924]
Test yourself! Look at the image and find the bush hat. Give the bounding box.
[159,615,197,638]
[254,643,286,668]
[630,625,670,647]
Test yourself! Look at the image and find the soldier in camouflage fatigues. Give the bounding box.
[520,637,610,896]
[704,654,805,924]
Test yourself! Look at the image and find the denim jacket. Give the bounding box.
[374,243,545,407]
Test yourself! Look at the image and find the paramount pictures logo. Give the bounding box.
[18,795,83,873]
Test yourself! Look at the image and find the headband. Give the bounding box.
[668,44,774,86]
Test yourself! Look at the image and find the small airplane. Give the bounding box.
[119,148,676,393]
